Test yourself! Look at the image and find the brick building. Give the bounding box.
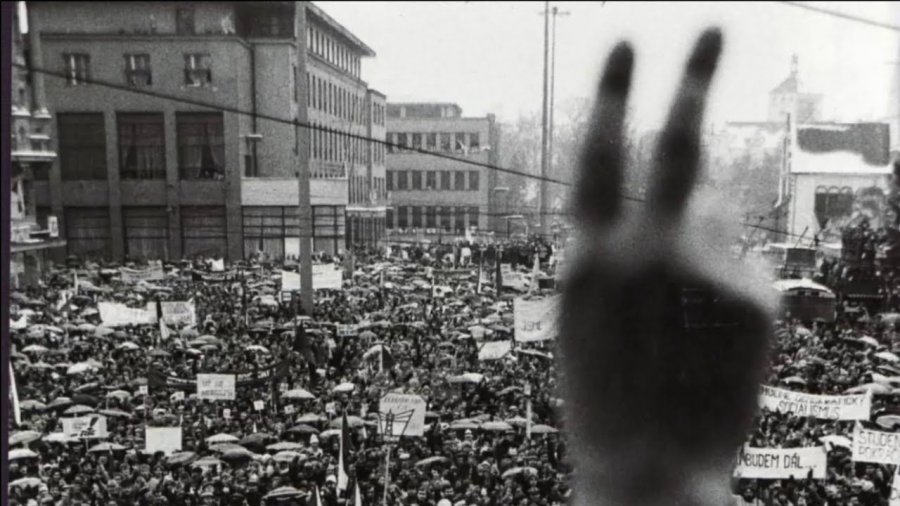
[10,5,65,288]
[385,102,501,242]
[27,1,386,262]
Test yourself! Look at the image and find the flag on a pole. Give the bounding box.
[338,411,351,492]
[73,272,80,293]
[529,253,540,294]
[354,481,363,506]
[495,255,503,290]
[10,362,21,426]
[159,319,170,341]
[312,485,323,506]
[294,322,316,366]
[477,254,484,294]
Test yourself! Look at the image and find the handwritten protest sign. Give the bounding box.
[196,374,236,401]
[210,259,225,272]
[120,265,165,283]
[254,400,265,411]
[478,341,512,361]
[313,264,343,290]
[502,264,529,291]
[734,446,827,479]
[379,393,427,438]
[514,296,559,342]
[281,270,301,292]
[760,385,872,421]
[61,415,108,439]
[337,325,358,338]
[160,300,196,327]
[852,424,900,465]
[145,426,182,455]
[99,302,157,327]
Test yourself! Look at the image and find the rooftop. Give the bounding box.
[307,2,376,57]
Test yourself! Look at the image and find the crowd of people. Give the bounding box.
[7,237,900,506]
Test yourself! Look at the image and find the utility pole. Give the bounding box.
[298,5,314,316]
[539,0,550,237]
[548,6,570,223]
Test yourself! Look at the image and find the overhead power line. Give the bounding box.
[774,1,900,33]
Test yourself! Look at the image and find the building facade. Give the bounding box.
[385,103,500,242]
[10,5,65,288]
[27,1,386,262]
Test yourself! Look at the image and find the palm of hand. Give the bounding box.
[559,29,775,506]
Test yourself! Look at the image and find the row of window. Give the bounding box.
[349,176,386,206]
[53,112,224,181]
[386,169,480,192]
[386,131,481,154]
[64,52,213,88]
[387,206,480,231]
[307,24,361,78]
[307,73,366,125]
[309,123,385,168]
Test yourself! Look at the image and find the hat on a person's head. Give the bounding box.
[326,475,337,483]
[310,435,319,445]
[438,500,452,506]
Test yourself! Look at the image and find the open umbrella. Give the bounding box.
[116,341,141,351]
[264,487,304,500]
[858,336,880,347]
[285,424,320,436]
[529,424,558,434]
[240,433,274,448]
[67,362,97,376]
[505,416,529,427]
[9,431,42,446]
[283,389,316,400]
[210,443,246,454]
[222,447,255,462]
[20,400,47,411]
[782,376,806,386]
[22,345,49,354]
[71,394,100,407]
[9,448,40,460]
[875,351,900,363]
[9,477,44,489]
[42,433,78,444]
[295,413,327,424]
[819,435,852,449]
[165,451,198,466]
[318,429,341,439]
[845,383,891,395]
[87,442,125,453]
[447,373,485,384]
[106,390,132,400]
[191,456,222,468]
[267,441,304,452]
[63,404,95,416]
[329,416,365,429]
[245,345,270,353]
[206,433,239,444]
[47,397,73,410]
[449,420,480,431]
[415,456,449,468]
[99,409,133,419]
[332,382,356,393]
[273,451,305,463]
[876,414,900,430]
[502,466,538,479]
[480,421,513,432]
[498,387,522,396]
[149,349,171,358]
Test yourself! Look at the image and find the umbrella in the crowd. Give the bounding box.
[273,451,305,463]
[9,448,40,461]
[875,351,900,363]
[480,421,514,432]
[22,344,49,355]
[240,433,275,448]
[447,373,485,384]
[502,467,538,479]
[449,420,480,431]
[782,376,806,386]
[180,328,199,339]
[77,323,96,332]
[191,456,222,468]
[876,414,900,429]
[285,424,320,436]
[26,361,51,371]
[99,409,133,419]
[328,416,365,429]
[267,441,304,452]
[165,452,198,466]
[71,394,100,407]
[819,435,852,449]
[332,382,356,393]
[63,404,95,416]
[47,397,74,410]
[73,382,101,394]
[94,326,114,337]
[529,424,559,434]
[206,433,239,444]
[295,413,327,424]
[9,430,42,446]
[245,345,270,353]
[20,400,47,412]
[515,349,553,360]
[222,447,255,462]
[66,362,97,376]
[42,433,78,444]
[498,387,522,396]
[319,429,341,439]
[106,390,132,400]
[283,389,316,400]
[846,383,891,394]
[415,456,449,468]
[264,487,304,500]
[149,349,171,358]
[9,477,44,489]
[210,443,247,454]
[359,330,377,340]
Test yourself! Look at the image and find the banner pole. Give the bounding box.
[383,444,391,506]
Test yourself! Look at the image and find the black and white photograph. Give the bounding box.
[3,2,900,506]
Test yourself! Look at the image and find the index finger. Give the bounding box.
[646,28,722,221]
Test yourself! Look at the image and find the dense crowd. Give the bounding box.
[7,236,900,506]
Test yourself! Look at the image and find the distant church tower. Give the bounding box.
[768,55,822,123]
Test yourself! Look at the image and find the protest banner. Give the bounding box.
[759,385,872,421]
[478,341,512,361]
[210,259,225,272]
[145,427,183,455]
[313,264,343,290]
[733,446,828,479]
[160,300,197,327]
[379,393,427,438]
[285,405,295,415]
[469,326,485,340]
[851,424,900,466]
[502,264,529,291]
[98,302,157,327]
[61,415,108,439]
[148,361,290,391]
[196,374,236,401]
[223,409,231,419]
[254,400,265,411]
[120,265,165,283]
[281,270,301,292]
[337,324,358,337]
[514,296,560,342]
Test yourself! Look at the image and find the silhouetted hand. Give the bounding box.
[559,29,776,506]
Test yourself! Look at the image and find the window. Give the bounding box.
[397,133,408,152]
[468,206,480,230]
[440,171,451,190]
[58,113,107,180]
[386,171,394,191]
[454,171,466,191]
[184,53,212,87]
[397,206,409,229]
[437,206,450,231]
[426,206,437,228]
[63,53,90,86]
[181,206,227,258]
[177,113,225,180]
[124,54,152,87]
[455,206,466,232]
[176,7,196,35]
[440,133,452,152]
[65,207,110,259]
[470,132,480,151]
[124,207,169,260]
[387,133,397,153]
[468,170,479,191]
[426,133,437,151]
[397,171,409,190]
[412,206,423,228]
[426,171,436,190]
[386,208,394,229]
[118,113,166,180]
[411,133,422,149]
[412,171,422,190]
[455,133,467,153]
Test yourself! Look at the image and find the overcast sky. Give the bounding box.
[317,1,899,131]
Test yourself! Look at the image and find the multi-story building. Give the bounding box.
[10,5,65,288]
[27,1,386,262]
[385,102,500,242]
